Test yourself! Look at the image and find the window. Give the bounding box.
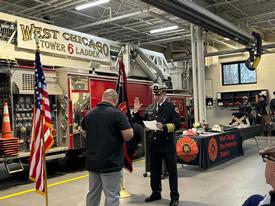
[240,63,257,83]
[222,61,256,85]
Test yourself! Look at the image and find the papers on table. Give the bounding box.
[143,120,160,131]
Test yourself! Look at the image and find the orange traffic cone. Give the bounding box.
[1,101,12,139]
[0,101,19,157]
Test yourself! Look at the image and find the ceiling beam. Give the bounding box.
[29,0,78,16]
[73,7,152,30]
[0,0,54,24]
[224,0,249,17]
[148,11,187,29]
[140,0,253,45]
[140,34,190,44]
[211,39,238,49]
[116,30,188,43]
[206,0,239,8]
[19,0,59,14]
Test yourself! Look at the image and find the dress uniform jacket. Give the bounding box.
[239,102,252,117]
[134,98,180,203]
[134,100,180,153]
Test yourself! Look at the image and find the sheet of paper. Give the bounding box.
[143,120,160,130]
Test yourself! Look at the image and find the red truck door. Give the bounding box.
[89,78,153,109]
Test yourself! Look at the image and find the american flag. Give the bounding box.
[29,51,54,194]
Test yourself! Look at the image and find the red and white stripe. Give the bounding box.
[41,83,54,153]
[29,51,54,195]
[29,108,45,193]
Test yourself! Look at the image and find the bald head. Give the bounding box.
[102,89,118,106]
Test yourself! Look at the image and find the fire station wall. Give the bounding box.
[205,52,275,125]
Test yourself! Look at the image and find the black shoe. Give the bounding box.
[145,193,162,202]
[169,199,179,206]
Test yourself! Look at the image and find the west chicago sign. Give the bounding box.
[17,18,110,62]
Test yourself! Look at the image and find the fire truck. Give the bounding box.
[0,12,191,173]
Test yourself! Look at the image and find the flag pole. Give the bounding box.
[35,33,49,206]
[41,116,49,206]
[116,55,132,198]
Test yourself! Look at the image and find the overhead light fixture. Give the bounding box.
[75,0,110,10]
[150,25,178,34]
[223,37,230,41]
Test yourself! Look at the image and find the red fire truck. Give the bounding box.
[0,12,191,173]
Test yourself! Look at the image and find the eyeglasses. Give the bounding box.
[262,154,275,163]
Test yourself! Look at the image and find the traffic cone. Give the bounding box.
[1,101,12,139]
[0,101,19,157]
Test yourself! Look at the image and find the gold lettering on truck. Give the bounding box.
[20,23,60,41]
[62,32,109,57]
[20,24,34,41]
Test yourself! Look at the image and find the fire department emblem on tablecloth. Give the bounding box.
[176,136,199,162]
[208,137,218,161]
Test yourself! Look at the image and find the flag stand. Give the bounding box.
[35,34,49,206]
[120,175,131,199]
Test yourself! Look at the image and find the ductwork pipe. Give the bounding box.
[245,32,262,71]
[172,43,275,61]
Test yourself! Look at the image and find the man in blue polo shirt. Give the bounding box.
[82,89,133,206]
[242,145,275,206]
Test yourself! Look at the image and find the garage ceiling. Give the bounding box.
[1,0,275,58]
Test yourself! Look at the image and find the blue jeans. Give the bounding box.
[86,170,121,206]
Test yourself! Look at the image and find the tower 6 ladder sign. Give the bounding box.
[17,18,110,62]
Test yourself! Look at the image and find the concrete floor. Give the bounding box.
[0,137,273,206]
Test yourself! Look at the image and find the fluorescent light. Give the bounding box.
[76,0,110,10]
[150,26,178,34]
[223,37,230,41]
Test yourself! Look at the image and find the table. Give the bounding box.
[238,124,264,147]
[176,130,244,169]
[238,124,264,140]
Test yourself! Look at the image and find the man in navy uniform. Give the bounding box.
[133,84,180,206]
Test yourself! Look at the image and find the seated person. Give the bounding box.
[239,96,254,125]
[242,145,275,206]
[256,95,268,124]
[239,96,252,117]
[270,91,275,115]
